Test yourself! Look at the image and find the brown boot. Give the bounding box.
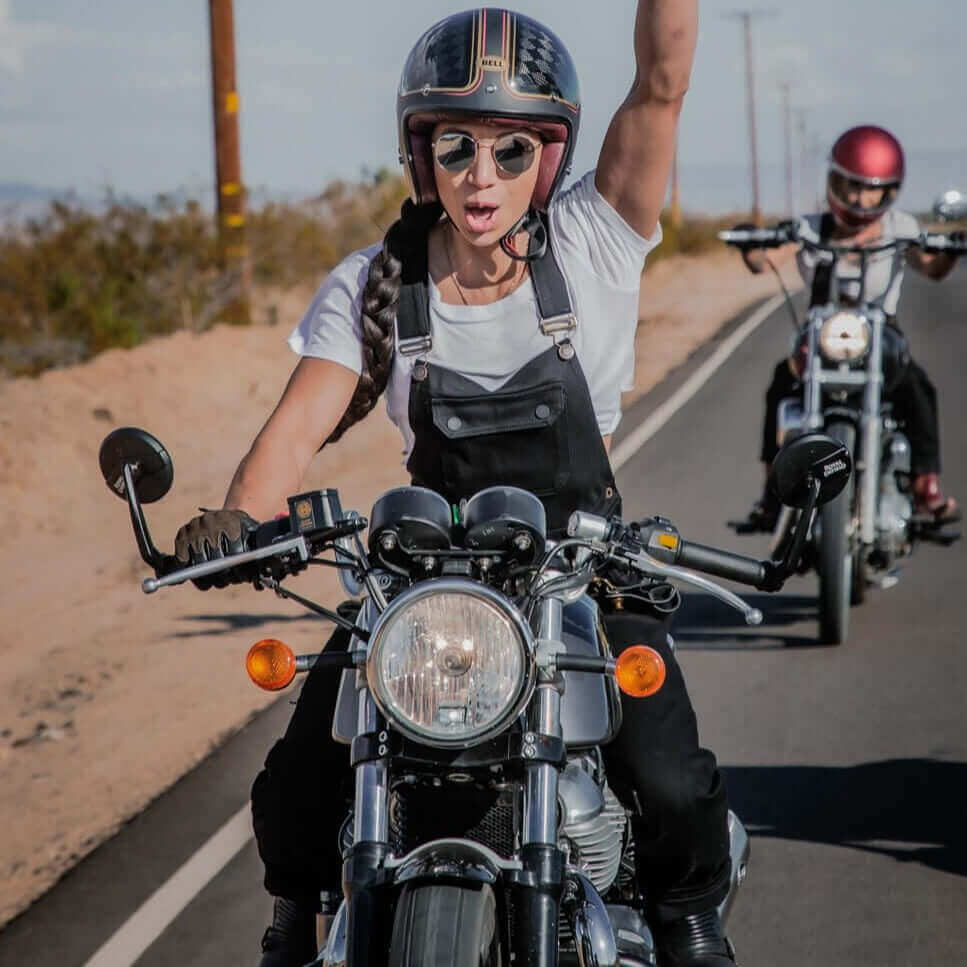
[912,473,961,526]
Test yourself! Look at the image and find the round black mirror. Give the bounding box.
[99,427,174,503]
[769,432,851,509]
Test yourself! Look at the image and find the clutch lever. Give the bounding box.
[142,536,310,593]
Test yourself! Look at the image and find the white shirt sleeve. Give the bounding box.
[287,245,380,374]
[551,170,662,290]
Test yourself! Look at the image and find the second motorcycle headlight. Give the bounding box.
[818,311,871,363]
[367,581,534,747]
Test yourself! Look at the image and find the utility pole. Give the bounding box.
[208,0,250,323]
[779,81,793,216]
[795,107,808,213]
[724,9,776,224]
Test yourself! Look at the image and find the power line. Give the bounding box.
[723,9,777,224]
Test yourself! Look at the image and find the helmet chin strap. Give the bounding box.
[501,209,548,262]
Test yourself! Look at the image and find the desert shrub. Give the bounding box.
[0,170,407,377]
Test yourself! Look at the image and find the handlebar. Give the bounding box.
[719,223,967,257]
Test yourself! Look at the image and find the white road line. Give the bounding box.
[612,291,791,471]
[83,290,791,966]
[81,804,252,967]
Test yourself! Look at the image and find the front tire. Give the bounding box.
[818,422,857,644]
[389,883,502,967]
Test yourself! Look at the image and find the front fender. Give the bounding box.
[385,838,522,887]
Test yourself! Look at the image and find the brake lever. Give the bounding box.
[142,536,310,593]
[620,548,764,626]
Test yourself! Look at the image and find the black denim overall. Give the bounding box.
[251,225,731,921]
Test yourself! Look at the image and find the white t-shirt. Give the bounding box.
[289,171,661,460]
[795,209,920,315]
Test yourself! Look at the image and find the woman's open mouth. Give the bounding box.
[463,202,500,234]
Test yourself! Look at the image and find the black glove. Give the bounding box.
[949,230,967,250]
[174,508,260,590]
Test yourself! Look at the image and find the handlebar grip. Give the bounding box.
[718,228,787,247]
[676,539,766,587]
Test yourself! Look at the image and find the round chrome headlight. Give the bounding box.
[818,311,871,363]
[366,580,534,747]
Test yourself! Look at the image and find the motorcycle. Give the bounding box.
[719,224,966,645]
[98,425,849,966]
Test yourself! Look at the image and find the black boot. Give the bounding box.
[258,897,318,967]
[654,909,737,966]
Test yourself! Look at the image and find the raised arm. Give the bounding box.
[595,0,698,239]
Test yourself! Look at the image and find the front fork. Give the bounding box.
[802,315,884,548]
[509,595,567,967]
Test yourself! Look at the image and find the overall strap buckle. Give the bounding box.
[538,312,577,338]
[398,334,432,356]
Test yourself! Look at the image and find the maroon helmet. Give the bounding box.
[396,8,580,212]
[826,125,905,228]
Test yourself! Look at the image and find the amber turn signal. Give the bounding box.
[614,645,666,698]
[246,639,297,691]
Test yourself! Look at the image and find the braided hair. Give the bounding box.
[325,199,443,445]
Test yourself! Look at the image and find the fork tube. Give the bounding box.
[353,689,388,844]
[859,314,885,545]
[523,686,562,846]
[804,322,823,430]
[512,597,565,967]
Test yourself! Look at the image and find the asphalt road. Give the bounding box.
[2,263,965,966]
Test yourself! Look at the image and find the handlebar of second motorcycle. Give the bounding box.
[717,223,797,249]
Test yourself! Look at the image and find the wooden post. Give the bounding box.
[209,0,250,323]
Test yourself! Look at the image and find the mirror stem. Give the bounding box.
[123,462,170,574]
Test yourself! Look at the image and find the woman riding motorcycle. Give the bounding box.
[174,5,740,965]
[741,125,962,530]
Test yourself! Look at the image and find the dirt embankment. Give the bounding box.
[0,248,799,928]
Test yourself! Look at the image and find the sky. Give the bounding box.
[1,0,964,214]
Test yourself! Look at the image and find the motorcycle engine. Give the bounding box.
[876,432,913,559]
[557,759,628,894]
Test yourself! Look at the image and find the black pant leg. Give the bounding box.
[889,357,941,475]
[601,612,731,920]
[761,358,801,465]
[251,625,353,904]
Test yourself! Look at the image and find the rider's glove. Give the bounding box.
[949,230,967,251]
[174,508,260,590]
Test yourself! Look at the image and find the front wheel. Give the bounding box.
[818,422,857,644]
[389,883,502,967]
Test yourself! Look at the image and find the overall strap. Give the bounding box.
[527,212,577,340]
[809,212,837,307]
[395,211,578,356]
[397,226,432,356]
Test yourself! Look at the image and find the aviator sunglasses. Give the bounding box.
[432,130,541,177]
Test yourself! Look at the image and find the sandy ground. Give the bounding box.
[0,246,799,928]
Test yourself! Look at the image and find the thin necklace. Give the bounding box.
[445,221,523,306]
[445,223,470,305]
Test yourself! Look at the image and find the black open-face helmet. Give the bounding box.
[397,8,581,213]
